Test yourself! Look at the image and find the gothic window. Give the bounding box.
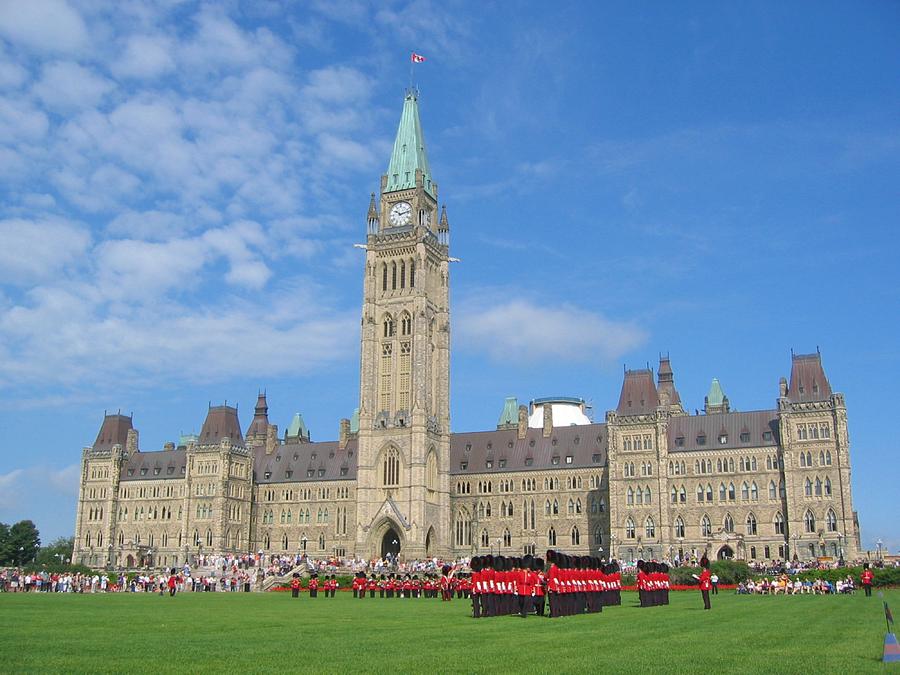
[545,500,551,516]
[671,487,677,504]
[717,459,722,472]
[400,312,412,336]
[645,486,652,504]
[391,261,397,290]
[481,529,489,547]
[318,533,325,550]
[398,341,411,410]
[679,486,686,503]
[674,516,685,538]
[552,499,559,515]
[567,499,574,515]
[530,499,536,530]
[707,484,713,502]
[206,529,213,547]
[821,424,830,439]
[746,513,757,535]
[625,517,635,539]
[723,513,734,533]
[701,515,712,537]
[815,477,822,497]
[400,260,406,288]
[826,509,837,532]
[824,477,832,496]
[798,425,807,440]
[741,482,750,500]
[485,502,492,518]
[455,509,471,547]
[380,342,393,412]
[547,527,557,546]
[728,482,736,501]
[751,482,758,501]
[805,451,812,467]
[645,517,655,538]
[719,483,727,501]
[728,458,735,472]
[779,479,786,498]
[766,456,773,470]
[382,447,400,487]
[769,511,784,535]
[503,528,511,547]
[383,314,396,338]
[410,260,415,288]
[800,452,806,467]
[805,478,813,497]
[635,487,643,505]
[810,424,819,440]
[697,484,704,502]
[571,526,580,546]
[804,510,816,533]
[426,451,438,492]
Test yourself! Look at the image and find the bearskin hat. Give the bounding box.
[700,556,710,569]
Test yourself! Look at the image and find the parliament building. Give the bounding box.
[72,91,861,569]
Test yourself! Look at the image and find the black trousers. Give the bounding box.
[535,595,545,616]
[472,593,481,618]
[864,584,872,596]
[310,589,317,598]
[518,595,532,617]
[701,589,711,610]
[352,590,358,598]
[291,589,299,598]
[712,583,718,595]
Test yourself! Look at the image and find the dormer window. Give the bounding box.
[498,459,506,469]
[181,467,186,475]
[167,467,174,475]
[285,471,293,479]
[128,469,134,476]
[551,456,560,466]
[264,471,272,479]
[524,458,533,467]
[465,444,472,453]
[154,468,161,475]
[311,453,317,461]
[675,436,685,447]
[696,435,707,446]
[140,468,148,476]
[719,434,728,444]
[485,460,493,469]
[592,453,601,463]
[307,470,314,477]
[762,431,773,441]
[340,467,348,476]
[318,469,326,477]
[740,432,750,442]
[460,461,468,470]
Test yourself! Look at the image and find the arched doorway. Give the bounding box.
[126,554,135,568]
[381,527,401,559]
[717,545,734,560]
[425,527,435,557]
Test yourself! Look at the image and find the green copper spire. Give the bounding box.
[707,378,725,407]
[285,412,308,441]
[385,89,435,198]
[497,397,518,430]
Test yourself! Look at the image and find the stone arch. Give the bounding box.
[425,525,436,557]
[369,516,406,560]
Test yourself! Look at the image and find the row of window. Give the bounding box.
[622,508,839,540]
[804,476,833,498]
[263,532,328,551]
[625,485,653,506]
[120,485,182,499]
[88,467,110,480]
[799,450,833,467]
[674,430,774,447]
[379,259,416,293]
[116,505,180,522]
[127,466,185,477]
[797,423,831,441]
[262,486,346,501]
[262,507,331,525]
[623,461,653,477]
[455,474,605,496]
[623,435,653,451]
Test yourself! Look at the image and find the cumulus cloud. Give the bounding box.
[457,298,647,365]
[0,0,89,54]
[33,61,115,110]
[0,464,80,539]
[0,218,91,284]
[112,34,176,79]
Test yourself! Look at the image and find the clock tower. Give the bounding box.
[354,89,451,559]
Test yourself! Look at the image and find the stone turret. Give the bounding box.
[517,405,528,439]
[339,418,351,449]
[704,378,730,414]
[542,403,553,438]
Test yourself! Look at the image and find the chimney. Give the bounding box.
[126,428,139,454]
[542,403,553,438]
[265,424,278,455]
[517,405,528,440]
[339,418,351,449]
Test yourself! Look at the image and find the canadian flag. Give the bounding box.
[411,52,426,63]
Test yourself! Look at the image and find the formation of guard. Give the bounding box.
[546,551,617,617]
[636,561,670,607]
[349,571,469,598]
[469,555,546,618]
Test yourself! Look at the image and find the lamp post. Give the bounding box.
[792,533,799,562]
[876,539,884,563]
[301,536,307,553]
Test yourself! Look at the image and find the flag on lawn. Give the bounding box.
[411,52,426,63]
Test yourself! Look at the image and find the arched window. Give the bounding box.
[674,516,685,538]
[552,499,559,515]
[626,488,634,505]
[625,517,635,539]
[382,263,388,291]
[400,260,406,288]
[774,512,785,535]
[455,509,471,547]
[728,458,735,472]
[575,499,581,514]
[697,484,704,502]
[826,509,837,532]
[671,486,677,504]
[318,533,325,550]
[264,533,270,550]
[825,450,832,466]
[741,482,749,500]
[426,451,438,492]
[401,312,412,336]
[750,482,758,500]
[824,477,832,496]
[706,484,713,502]
[804,510,816,533]
[391,261,397,290]
[567,498,574,515]
[719,483,727,501]
[571,526,580,546]
[636,487,644,505]
[645,517,655,538]
[779,479,786,498]
[766,456,772,470]
[503,528,511,547]
[383,314,395,338]
[805,478,812,497]
[548,527,557,546]
[805,451,812,467]
[679,486,686,503]
[545,500,551,516]
[769,480,777,499]
[481,529,489,547]
[746,513,757,535]
[206,529,213,546]
[281,533,288,550]
[382,447,400,487]
[723,514,734,533]
[728,482,736,501]
[717,459,723,472]
[815,477,822,497]
[645,486,652,504]
[701,515,712,536]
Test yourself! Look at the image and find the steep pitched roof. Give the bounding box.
[787,352,832,402]
[120,449,186,481]
[668,410,779,453]
[616,369,659,415]
[246,392,269,438]
[656,355,682,407]
[707,378,726,406]
[253,439,358,483]
[497,397,519,428]
[199,405,243,445]
[384,89,435,198]
[449,424,608,475]
[93,413,133,452]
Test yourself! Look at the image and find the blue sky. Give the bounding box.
[0,1,897,552]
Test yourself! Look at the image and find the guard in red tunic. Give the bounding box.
[308,573,319,598]
[861,563,874,597]
[697,557,711,610]
[290,573,301,599]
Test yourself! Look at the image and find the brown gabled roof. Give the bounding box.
[787,352,832,403]
[667,410,779,453]
[199,405,244,445]
[120,449,187,481]
[93,413,133,452]
[449,424,608,475]
[617,369,659,415]
[253,439,358,483]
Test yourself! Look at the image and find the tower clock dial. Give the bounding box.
[389,201,412,227]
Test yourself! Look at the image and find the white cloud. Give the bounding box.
[0,59,28,88]
[0,97,49,142]
[457,298,647,365]
[112,34,176,79]
[33,61,114,110]
[0,217,91,284]
[0,0,89,54]
[302,66,371,104]
[0,469,24,509]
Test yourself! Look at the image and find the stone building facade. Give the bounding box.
[72,91,861,569]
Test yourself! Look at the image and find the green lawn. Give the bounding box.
[0,589,896,673]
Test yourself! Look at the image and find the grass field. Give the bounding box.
[0,589,897,673]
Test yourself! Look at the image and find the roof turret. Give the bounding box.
[787,351,832,402]
[497,397,519,430]
[384,89,435,198]
[656,355,682,410]
[616,369,659,415]
[246,391,270,438]
[93,412,133,452]
[286,412,310,442]
[704,378,730,414]
[199,405,243,445]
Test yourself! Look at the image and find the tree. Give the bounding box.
[36,537,75,566]
[0,522,10,565]
[7,520,41,565]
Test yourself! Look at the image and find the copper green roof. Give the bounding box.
[707,378,726,407]
[497,397,518,427]
[385,89,435,198]
[350,408,359,434]
[286,412,308,440]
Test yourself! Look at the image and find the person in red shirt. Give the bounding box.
[167,569,178,597]
[861,563,874,597]
[290,573,300,599]
[697,557,712,610]
[308,573,319,598]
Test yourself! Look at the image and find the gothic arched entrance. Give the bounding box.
[126,554,135,568]
[425,527,435,557]
[381,527,401,559]
[717,545,734,560]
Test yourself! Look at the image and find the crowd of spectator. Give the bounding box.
[736,573,857,595]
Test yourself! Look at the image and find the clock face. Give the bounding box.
[389,201,411,227]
